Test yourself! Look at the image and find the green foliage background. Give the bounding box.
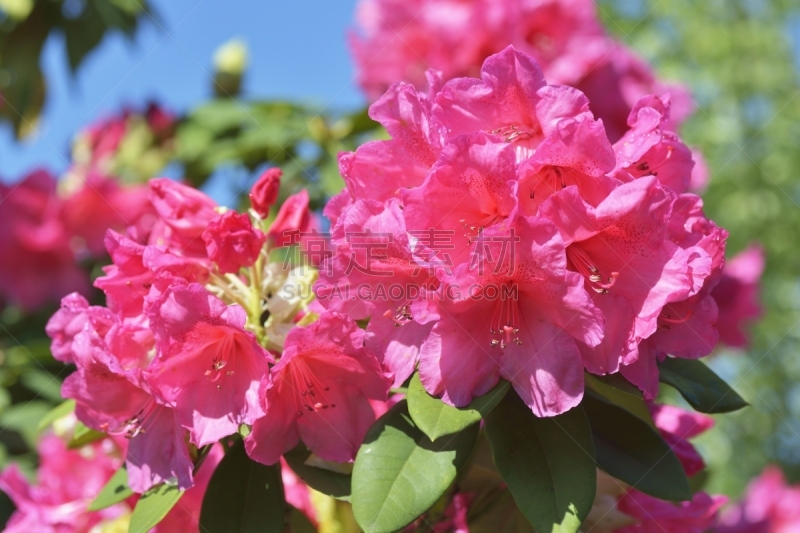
[599,0,800,496]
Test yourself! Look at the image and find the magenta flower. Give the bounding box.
[46,292,112,364]
[712,244,765,349]
[0,434,125,533]
[615,490,727,533]
[715,466,800,533]
[0,170,88,310]
[60,316,193,492]
[146,283,272,446]
[650,403,714,476]
[245,312,390,465]
[539,177,701,375]
[402,133,518,268]
[610,94,696,195]
[94,231,154,317]
[148,178,218,258]
[202,210,266,273]
[317,198,437,387]
[418,215,603,415]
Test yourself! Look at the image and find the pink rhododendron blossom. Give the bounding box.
[615,490,727,533]
[148,178,218,258]
[250,167,282,217]
[418,216,603,415]
[203,210,266,273]
[61,174,153,257]
[715,466,800,533]
[246,312,390,465]
[712,245,765,348]
[93,230,155,317]
[539,177,700,375]
[349,0,692,141]
[611,94,696,195]
[0,170,88,310]
[316,198,437,387]
[0,434,125,533]
[268,189,312,247]
[147,283,272,446]
[649,403,714,476]
[59,314,193,492]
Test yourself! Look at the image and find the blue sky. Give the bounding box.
[0,0,361,179]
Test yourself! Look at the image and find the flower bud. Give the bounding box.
[249,168,282,217]
[268,190,311,247]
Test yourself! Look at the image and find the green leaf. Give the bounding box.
[484,392,596,533]
[584,373,655,428]
[583,393,691,502]
[658,357,749,413]
[199,438,286,533]
[68,422,106,449]
[129,483,183,533]
[37,399,76,432]
[88,467,133,511]
[407,372,509,441]
[21,368,64,402]
[283,444,351,501]
[351,400,479,533]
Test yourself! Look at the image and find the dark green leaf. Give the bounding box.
[583,393,691,502]
[129,483,183,533]
[88,467,133,511]
[485,392,596,533]
[288,506,317,533]
[37,399,76,432]
[407,372,509,441]
[584,373,654,428]
[283,444,351,501]
[199,438,286,533]
[351,400,479,533]
[658,357,748,413]
[68,422,106,449]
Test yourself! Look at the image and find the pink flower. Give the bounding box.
[245,312,390,465]
[316,198,437,387]
[0,170,88,310]
[615,490,727,533]
[712,245,765,349]
[61,316,193,493]
[146,283,272,446]
[61,174,153,257]
[46,292,112,363]
[539,177,700,375]
[268,190,312,247]
[649,403,714,476]
[250,167,282,217]
[418,215,603,415]
[94,231,155,317]
[0,434,125,533]
[202,211,266,273]
[147,178,218,258]
[610,94,696,195]
[401,133,518,268]
[715,466,800,533]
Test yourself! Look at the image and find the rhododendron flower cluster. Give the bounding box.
[44,169,391,496]
[319,46,730,413]
[350,0,692,142]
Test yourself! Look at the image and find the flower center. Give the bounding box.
[383,302,413,327]
[657,308,694,330]
[633,144,674,177]
[489,285,522,348]
[101,397,161,439]
[289,360,336,415]
[566,245,619,294]
[204,333,235,389]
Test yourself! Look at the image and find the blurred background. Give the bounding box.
[0,0,799,525]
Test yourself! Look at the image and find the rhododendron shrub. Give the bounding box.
[0,3,773,532]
